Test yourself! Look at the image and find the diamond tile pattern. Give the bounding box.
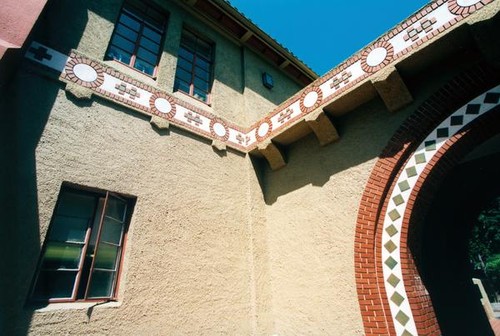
[414,153,426,164]
[396,310,410,326]
[406,166,417,177]
[466,104,480,114]
[386,224,398,237]
[484,92,500,104]
[388,209,401,221]
[393,194,404,206]
[398,180,410,192]
[387,274,400,287]
[385,256,398,269]
[424,140,436,151]
[450,115,463,126]
[401,330,414,336]
[436,127,449,138]
[385,240,397,253]
[391,291,405,306]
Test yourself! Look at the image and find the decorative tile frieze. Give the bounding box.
[24,0,497,157]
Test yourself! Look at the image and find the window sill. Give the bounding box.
[173,90,212,109]
[104,60,158,86]
[32,300,122,312]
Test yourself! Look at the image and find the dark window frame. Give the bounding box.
[105,0,169,78]
[174,28,215,104]
[29,183,136,304]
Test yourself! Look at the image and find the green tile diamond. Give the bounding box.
[402,330,414,336]
[415,153,426,164]
[424,140,436,151]
[398,180,410,192]
[391,291,405,306]
[395,310,410,326]
[386,225,398,237]
[406,166,417,178]
[388,209,401,221]
[393,194,404,206]
[387,273,400,287]
[384,240,397,253]
[385,256,398,269]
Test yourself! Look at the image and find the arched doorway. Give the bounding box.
[413,140,500,335]
[354,65,500,336]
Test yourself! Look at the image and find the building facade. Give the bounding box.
[1,0,500,335]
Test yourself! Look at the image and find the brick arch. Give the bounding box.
[354,64,500,336]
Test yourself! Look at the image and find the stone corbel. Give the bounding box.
[371,66,413,113]
[257,140,286,171]
[305,108,340,146]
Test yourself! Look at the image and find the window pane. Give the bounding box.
[178,47,194,62]
[41,242,83,269]
[57,192,96,219]
[87,270,116,298]
[196,39,212,59]
[175,68,192,84]
[139,36,160,54]
[194,66,209,81]
[50,215,88,243]
[119,12,140,32]
[142,26,162,44]
[137,47,157,65]
[115,23,139,42]
[107,46,132,64]
[93,242,119,270]
[100,217,124,245]
[196,57,210,72]
[194,77,209,92]
[193,88,207,102]
[110,34,135,54]
[105,197,127,222]
[174,79,190,94]
[181,31,197,51]
[134,59,154,76]
[33,270,77,300]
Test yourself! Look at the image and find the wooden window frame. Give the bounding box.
[29,183,135,304]
[105,0,168,78]
[174,28,215,104]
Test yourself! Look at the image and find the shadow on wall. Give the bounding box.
[255,97,411,205]
[0,1,96,334]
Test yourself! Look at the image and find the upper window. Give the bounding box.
[105,0,168,77]
[31,184,135,302]
[174,29,214,103]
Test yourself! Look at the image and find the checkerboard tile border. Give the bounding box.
[24,0,497,154]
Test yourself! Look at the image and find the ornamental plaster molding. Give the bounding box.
[25,0,496,154]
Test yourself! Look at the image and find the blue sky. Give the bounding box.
[229,0,430,75]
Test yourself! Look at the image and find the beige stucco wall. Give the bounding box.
[12,71,264,334]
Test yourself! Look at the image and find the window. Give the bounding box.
[174,29,214,103]
[31,184,135,302]
[105,0,168,76]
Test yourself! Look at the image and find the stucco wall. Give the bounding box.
[4,69,266,335]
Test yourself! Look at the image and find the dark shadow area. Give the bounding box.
[413,152,500,336]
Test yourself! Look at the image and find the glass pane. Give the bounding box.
[56,191,95,219]
[137,47,157,65]
[178,47,193,62]
[194,66,209,81]
[134,59,154,76]
[177,58,192,73]
[93,243,119,270]
[196,57,210,72]
[193,88,207,102]
[181,31,197,51]
[105,196,127,222]
[143,26,162,44]
[139,36,160,54]
[196,39,212,59]
[174,79,190,94]
[100,217,124,245]
[194,76,209,91]
[175,68,192,84]
[87,270,116,298]
[41,242,83,269]
[110,34,135,54]
[33,270,77,300]
[119,12,140,32]
[50,215,88,243]
[115,23,138,43]
[107,46,132,64]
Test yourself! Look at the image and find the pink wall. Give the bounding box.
[0,0,47,58]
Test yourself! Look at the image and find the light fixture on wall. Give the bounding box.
[262,72,274,89]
